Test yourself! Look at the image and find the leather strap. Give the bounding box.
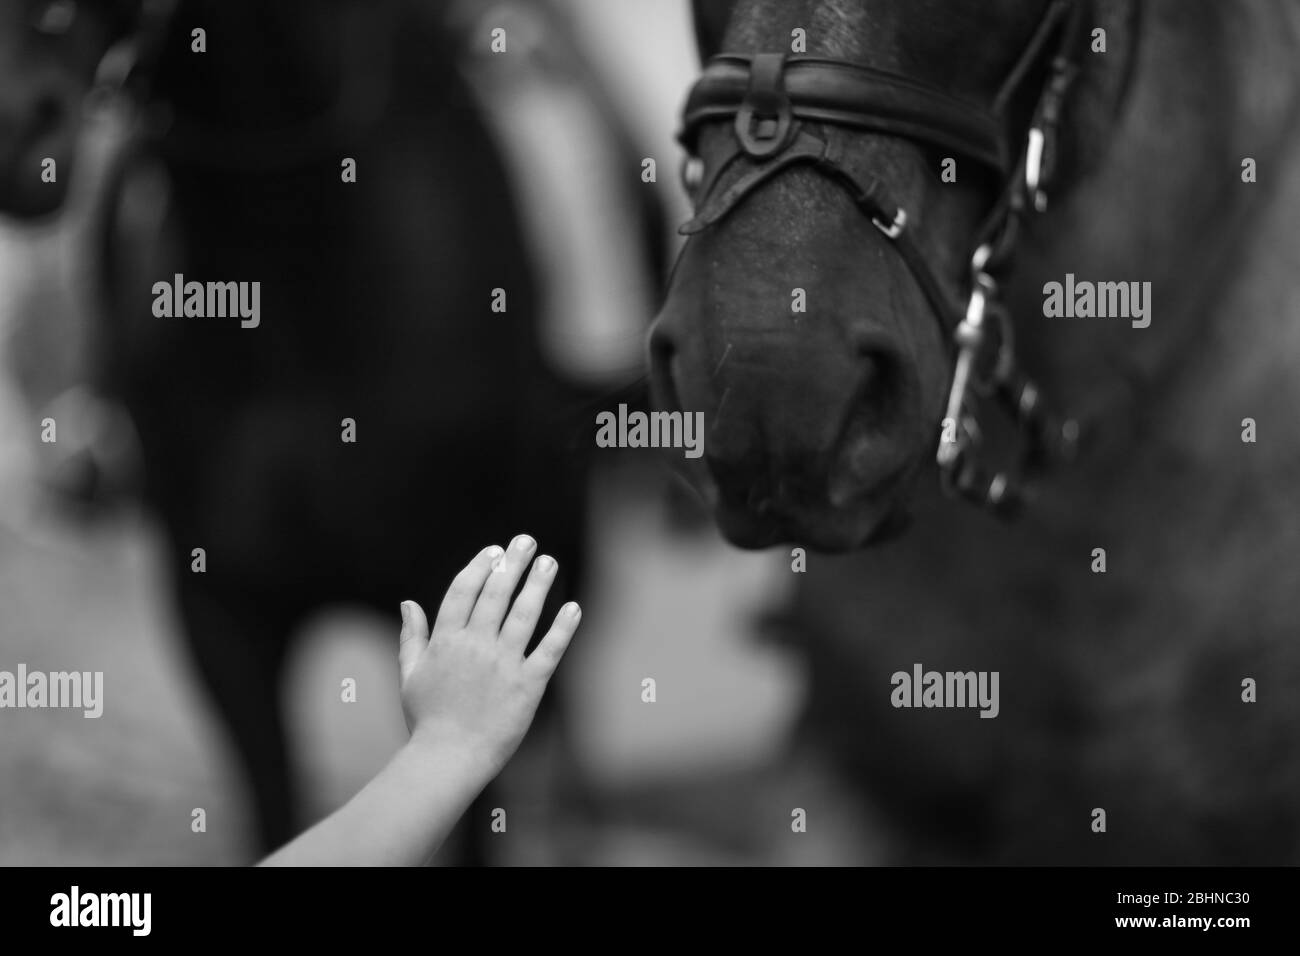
[682,53,1009,174]
[681,126,964,344]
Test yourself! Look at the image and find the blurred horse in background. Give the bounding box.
[2,0,662,860]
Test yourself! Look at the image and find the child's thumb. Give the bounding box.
[397,600,430,684]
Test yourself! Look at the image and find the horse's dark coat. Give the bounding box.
[663,0,1300,863]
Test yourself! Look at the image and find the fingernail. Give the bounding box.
[399,601,412,626]
[513,534,535,551]
[486,545,504,560]
[563,601,581,621]
[535,554,555,574]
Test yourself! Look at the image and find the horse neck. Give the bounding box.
[1012,0,1300,453]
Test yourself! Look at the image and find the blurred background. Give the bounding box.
[0,0,863,865]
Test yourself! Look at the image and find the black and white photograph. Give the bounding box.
[0,0,1294,936]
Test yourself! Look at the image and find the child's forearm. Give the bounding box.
[258,538,577,866]
[259,740,493,867]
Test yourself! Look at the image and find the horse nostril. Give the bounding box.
[825,333,919,503]
[850,335,907,425]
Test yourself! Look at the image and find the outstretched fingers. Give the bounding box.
[499,553,558,654]
[470,534,536,633]
[433,544,504,633]
[526,602,582,680]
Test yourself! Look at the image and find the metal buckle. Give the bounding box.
[871,208,907,240]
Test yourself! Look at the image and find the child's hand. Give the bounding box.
[260,535,579,866]
[397,534,581,778]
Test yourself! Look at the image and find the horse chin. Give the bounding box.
[713,497,913,553]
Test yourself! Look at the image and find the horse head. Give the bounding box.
[0,0,140,217]
[649,0,1135,550]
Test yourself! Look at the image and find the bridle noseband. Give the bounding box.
[677,0,1090,517]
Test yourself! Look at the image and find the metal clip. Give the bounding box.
[680,155,704,196]
[936,273,991,471]
[1025,127,1048,212]
[871,208,907,240]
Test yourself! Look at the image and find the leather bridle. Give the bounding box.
[676,0,1091,517]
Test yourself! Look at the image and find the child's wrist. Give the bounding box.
[405,726,503,790]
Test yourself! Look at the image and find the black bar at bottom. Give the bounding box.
[0,865,1291,943]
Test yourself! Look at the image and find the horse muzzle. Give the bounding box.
[649,311,926,551]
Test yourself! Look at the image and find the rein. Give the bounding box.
[677,0,1096,517]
